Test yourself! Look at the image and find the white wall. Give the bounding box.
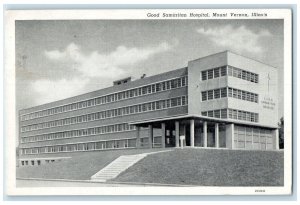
[188,51,279,128]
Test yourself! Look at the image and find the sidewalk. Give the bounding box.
[16,178,192,187]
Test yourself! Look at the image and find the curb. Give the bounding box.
[16,177,193,187]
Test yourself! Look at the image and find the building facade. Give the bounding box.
[18,51,279,165]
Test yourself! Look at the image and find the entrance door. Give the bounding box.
[165,129,175,147]
[165,122,176,147]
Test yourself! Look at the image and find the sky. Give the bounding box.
[15,19,284,118]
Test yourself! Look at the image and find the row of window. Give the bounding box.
[201,87,258,103]
[21,160,43,166]
[234,125,273,150]
[201,109,228,119]
[21,96,188,133]
[201,108,259,122]
[201,66,227,80]
[21,138,138,155]
[21,123,136,143]
[201,88,227,101]
[228,66,259,83]
[21,76,188,121]
[228,109,259,122]
[228,87,258,103]
[201,65,259,83]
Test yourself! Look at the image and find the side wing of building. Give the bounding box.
[18,68,188,156]
[188,51,279,150]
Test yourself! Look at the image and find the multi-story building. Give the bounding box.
[18,51,279,166]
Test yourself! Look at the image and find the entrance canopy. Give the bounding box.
[128,114,278,150]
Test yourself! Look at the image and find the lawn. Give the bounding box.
[17,148,170,180]
[112,148,284,186]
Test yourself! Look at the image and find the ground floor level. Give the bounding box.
[18,117,279,166]
[136,118,279,151]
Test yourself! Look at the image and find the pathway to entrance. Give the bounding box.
[90,150,172,182]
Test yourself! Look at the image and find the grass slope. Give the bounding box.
[17,148,169,180]
[112,148,284,186]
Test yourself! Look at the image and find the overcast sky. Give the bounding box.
[16,19,284,118]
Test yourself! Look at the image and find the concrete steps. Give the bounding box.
[91,154,147,182]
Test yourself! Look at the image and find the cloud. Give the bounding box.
[44,41,175,78]
[196,25,271,53]
[31,77,89,105]
[44,50,67,60]
[34,41,176,104]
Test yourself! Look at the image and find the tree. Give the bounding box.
[278,117,284,149]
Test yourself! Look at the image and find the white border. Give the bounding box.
[4,9,292,196]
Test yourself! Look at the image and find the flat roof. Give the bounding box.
[20,67,187,113]
[189,50,278,70]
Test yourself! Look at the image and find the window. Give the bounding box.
[241,91,246,100]
[177,97,181,106]
[254,94,258,103]
[169,80,174,89]
[232,89,237,98]
[221,88,227,97]
[171,98,178,107]
[246,92,251,101]
[156,83,161,92]
[182,96,187,105]
[228,109,232,118]
[227,66,233,76]
[237,69,242,78]
[207,70,213,79]
[178,78,182,87]
[207,90,213,100]
[238,111,243,120]
[242,111,247,121]
[242,70,246,80]
[214,68,220,78]
[166,81,170,90]
[228,87,233,97]
[220,66,227,76]
[237,90,241,99]
[214,89,220,99]
[232,109,238,119]
[142,87,147,95]
[174,79,178,88]
[202,91,207,101]
[250,93,254,102]
[255,74,259,83]
[221,109,227,119]
[161,82,166,91]
[232,67,237,77]
[214,110,220,118]
[255,113,259,122]
[182,76,186,86]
